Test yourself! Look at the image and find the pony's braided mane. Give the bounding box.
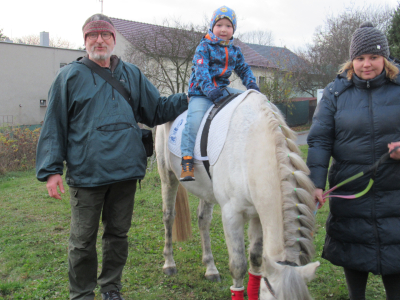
[261,99,316,265]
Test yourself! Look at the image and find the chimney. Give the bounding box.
[40,31,49,47]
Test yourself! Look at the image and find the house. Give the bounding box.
[246,43,316,96]
[0,39,85,126]
[110,17,316,99]
[1,19,316,127]
[110,17,278,93]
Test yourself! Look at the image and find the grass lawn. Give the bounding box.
[0,146,387,299]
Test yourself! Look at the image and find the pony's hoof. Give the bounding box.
[205,274,221,282]
[163,267,177,276]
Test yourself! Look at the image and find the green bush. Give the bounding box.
[0,126,40,175]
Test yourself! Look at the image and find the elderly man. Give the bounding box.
[36,14,188,300]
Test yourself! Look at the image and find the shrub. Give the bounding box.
[0,126,41,175]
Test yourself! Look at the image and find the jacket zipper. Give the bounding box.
[111,70,115,100]
[213,47,229,87]
[367,84,381,274]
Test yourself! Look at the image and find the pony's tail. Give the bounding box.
[172,184,192,242]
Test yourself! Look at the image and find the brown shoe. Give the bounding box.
[180,156,195,181]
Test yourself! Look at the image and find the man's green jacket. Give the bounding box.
[36,56,188,187]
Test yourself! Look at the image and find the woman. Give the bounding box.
[307,22,400,300]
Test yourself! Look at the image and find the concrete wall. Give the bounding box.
[0,42,86,126]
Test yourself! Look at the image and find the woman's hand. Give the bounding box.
[313,188,326,209]
[388,142,400,160]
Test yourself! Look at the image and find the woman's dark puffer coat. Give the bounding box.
[307,70,400,275]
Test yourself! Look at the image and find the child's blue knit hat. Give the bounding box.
[210,6,237,34]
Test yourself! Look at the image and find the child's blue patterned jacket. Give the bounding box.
[188,30,257,98]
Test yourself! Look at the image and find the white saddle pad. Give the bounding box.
[168,90,257,166]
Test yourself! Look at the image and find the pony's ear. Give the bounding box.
[295,261,320,283]
[262,255,284,278]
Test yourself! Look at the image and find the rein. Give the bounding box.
[323,146,399,201]
[263,261,299,299]
[314,147,399,214]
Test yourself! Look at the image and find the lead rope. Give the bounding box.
[314,146,400,215]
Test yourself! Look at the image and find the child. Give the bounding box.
[180,5,259,181]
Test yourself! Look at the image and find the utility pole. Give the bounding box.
[99,0,103,13]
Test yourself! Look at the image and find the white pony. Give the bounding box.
[155,91,320,300]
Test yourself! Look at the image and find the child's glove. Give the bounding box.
[247,83,260,92]
[208,89,224,102]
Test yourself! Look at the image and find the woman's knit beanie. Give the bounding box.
[349,21,389,60]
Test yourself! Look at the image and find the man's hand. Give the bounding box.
[314,188,326,209]
[388,142,400,160]
[46,174,65,200]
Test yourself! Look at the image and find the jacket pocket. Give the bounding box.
[69,187,79,206]
[96,122,134,132]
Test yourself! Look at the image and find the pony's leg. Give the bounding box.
[160,169,180,275]
[197,199,220,282]
[221,204,247,290]
[247,217,263,300]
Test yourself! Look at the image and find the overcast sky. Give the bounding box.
[2,0,398,51]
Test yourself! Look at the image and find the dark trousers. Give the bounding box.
[344,268,400,300]
[68,180,137,300]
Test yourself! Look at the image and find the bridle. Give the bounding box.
[263,275,278,299]
[263,260,298,299]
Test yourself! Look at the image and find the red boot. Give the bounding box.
[247,271,262,300]
[230,286,245,300]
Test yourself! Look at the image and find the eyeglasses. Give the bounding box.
[87,32,113,40]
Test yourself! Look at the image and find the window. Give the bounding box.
[259,76,266,86]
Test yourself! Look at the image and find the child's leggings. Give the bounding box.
[344,267,400,300]
[181,87,243,157]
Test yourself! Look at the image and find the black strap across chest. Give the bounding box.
[80,57,138,122]
[80,57,154,158]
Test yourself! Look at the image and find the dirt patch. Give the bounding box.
[290,124,311,132]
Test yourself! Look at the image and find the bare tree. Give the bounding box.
[15,34,75,48]
[124,19,204,95]
[50,36,75,48]
[296,4,393,90]
[250,45,316,101]
[237,30,274,46]
[15,34,40,45]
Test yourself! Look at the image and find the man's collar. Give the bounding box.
[83,54,119,71]
[109,55,119,72]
